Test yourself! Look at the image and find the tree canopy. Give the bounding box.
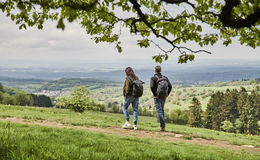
[0,0,259,63]
[0,82,4,92]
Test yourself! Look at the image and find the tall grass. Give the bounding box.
[0,121,259,160]
[0,105,259,147]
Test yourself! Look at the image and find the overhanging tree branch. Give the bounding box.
[161,0,195,8]
[129,0,211,55]
[1,0,258,63]
[219,0,260,28]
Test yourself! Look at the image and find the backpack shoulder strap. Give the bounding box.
[155,74,161,79]
[154,74,160,84]
[155,74,165,83]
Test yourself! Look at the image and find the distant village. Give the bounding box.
[35,90,70,98]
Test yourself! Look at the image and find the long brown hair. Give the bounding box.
[125,67,137,80]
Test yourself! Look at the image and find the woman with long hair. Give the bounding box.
[122,67,139,130]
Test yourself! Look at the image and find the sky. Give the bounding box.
[0,12,259,68]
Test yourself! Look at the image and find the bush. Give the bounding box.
[31,94,53,107]
[0,83,4,92]
[55,86,91,113]
[55,96,70,109]
[0,91,33,106]
[258,121,260,133]
[88,100,106,112]
[139,107,154,117]
[234,119,243,133]
[2,93,15,105]
[56,86,106,113]
[166,109,189,125]
[108,104,121,113]
[221,120,235,133]
[14,92,33,106]
[0,92,3,102]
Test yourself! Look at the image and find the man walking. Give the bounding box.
[150,65,172,131]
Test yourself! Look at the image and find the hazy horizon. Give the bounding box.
[0,58,259,83]
[0,58,259,70]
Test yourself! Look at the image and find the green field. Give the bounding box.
[1,120,259,160]
[0,104,259,160]
[92,81,259,111]
[0,105,259,146]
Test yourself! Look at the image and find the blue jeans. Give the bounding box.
[122,96,139,125]
[154,98,166,128]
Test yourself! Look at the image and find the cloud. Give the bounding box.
[0,12,259,64]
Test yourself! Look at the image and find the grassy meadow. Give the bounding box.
[0,105,259,147]
[1,120,259,160]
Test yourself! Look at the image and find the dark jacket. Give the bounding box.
[123,76,137,96]
[150,73,172,97]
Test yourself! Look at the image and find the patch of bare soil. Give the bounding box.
[0,117,259,152]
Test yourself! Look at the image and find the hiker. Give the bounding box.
[150,65,172,131]
[122,67,144,130]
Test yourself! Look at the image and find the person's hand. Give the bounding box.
[154,96,158,99]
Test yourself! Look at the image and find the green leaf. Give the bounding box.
[116,44,122,53]
[197,25,202,32]
[188,54,195,61]
[56,18,65,30]
[153,55,163,63]
[164,54,168,61]
[137,39,150,48]
[19,24,26,30]
[11,14,15,21]
[178,54,195,64]
[156,56,162,63]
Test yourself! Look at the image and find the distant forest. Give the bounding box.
[0,83,52,107]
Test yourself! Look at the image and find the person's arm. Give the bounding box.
[168,79,172,95]
[150,77,157,97]
[123,78,131,96]
[123,79,127,96]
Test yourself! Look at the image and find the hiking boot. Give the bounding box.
[122,121,131,128]
[160,127,165,132]
[133,125,137,130]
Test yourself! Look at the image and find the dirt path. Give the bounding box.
[0,117,259,152]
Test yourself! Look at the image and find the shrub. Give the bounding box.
[56,86,106,113]
[0,82,3,92]
[139,107,153,117]
[0,92,3,102]
[14,92,33,106]
[166,109,189,125]
[2,93,15,105]
[55,96,71,109]
[108,104,121,113]
[234,119,243,133]
[221,120,235,133]
[55,86,91,113]
[31,94,53,107]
